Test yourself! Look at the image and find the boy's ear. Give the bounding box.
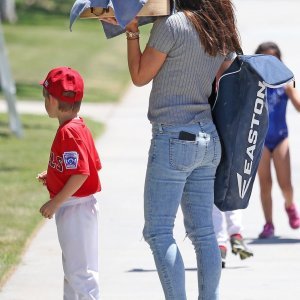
[48,94,58,105]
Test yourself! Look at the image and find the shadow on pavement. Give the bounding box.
[248,237,300,245]
[222,266,249,270]
[127,268,198,273]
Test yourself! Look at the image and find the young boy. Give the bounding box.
[37,66,101,299]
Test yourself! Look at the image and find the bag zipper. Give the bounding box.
[212,65,242,111]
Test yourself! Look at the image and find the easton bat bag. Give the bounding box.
[210,54,295,211]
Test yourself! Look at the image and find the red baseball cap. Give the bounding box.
[40,66,84,103]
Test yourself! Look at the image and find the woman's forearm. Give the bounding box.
[125,18,167,86]
[127,38,142,85]
[126,19,143,85]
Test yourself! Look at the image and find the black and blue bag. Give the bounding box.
[211,54,295,211]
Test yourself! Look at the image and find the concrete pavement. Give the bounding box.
[1,1,300,299]
[0,100,117,124]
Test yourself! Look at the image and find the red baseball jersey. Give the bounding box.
[47,117,101,198]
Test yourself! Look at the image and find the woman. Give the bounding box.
[107,1,241,299]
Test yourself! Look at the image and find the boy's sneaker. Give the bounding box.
[230,234,254,260]
[219,246,227,268]
[285,203,300,229]
[258,222,274,239]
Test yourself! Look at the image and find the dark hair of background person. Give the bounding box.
[255,41,282,60]
[175,0,241,56]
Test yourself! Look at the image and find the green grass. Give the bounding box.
[0,0,151,102]
[0,113,104,286]
[2,18,128,103]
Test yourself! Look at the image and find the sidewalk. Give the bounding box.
[1,1,300,299]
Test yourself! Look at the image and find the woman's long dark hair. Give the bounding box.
[175,0,241,56]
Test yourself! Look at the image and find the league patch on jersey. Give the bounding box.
[63,151,79,169]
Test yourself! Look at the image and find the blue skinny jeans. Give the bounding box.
[143,121,222,300]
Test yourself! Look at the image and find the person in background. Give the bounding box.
[213,206,253,268]
[255,42,300,238]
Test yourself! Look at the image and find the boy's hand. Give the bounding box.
[39,199,60,219]
[36,170,47,186]
[39,174,88,219]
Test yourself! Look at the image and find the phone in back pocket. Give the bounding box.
[178,131,196,141]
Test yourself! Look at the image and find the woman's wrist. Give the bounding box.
[126,30,140,40]
[126,25,139,32]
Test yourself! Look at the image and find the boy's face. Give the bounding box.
[43,88,58,118]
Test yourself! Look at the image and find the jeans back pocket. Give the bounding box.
[169,139,198,171]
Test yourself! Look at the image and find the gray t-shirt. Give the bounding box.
[147,12,234,124]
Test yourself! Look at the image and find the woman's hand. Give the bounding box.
[100,16,138,32]
[99,17,118,25]
[125,17,139,32]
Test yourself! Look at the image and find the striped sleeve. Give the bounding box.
[147,17,175,54]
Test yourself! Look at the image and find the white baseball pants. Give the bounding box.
[212,205,243,247]
[55,195,100,300]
